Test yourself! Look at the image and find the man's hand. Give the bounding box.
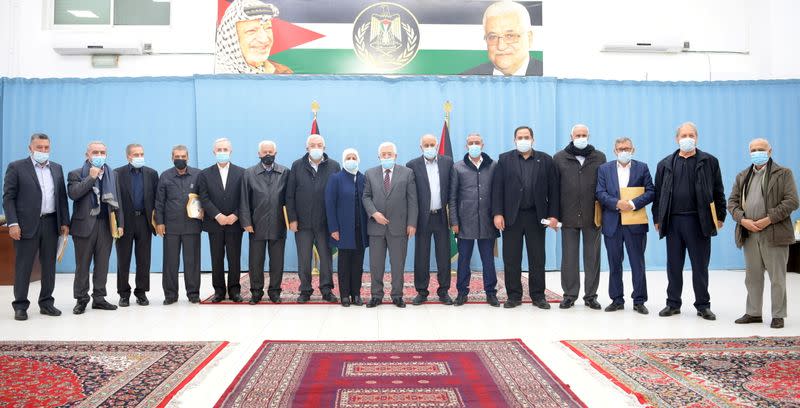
[156,224,166,237]
[331,231,340,241]
[216,214,228,226]
[654,223,659,232]
[244,226,254,233]
[494,215,505,231]
[289,221,298,232]
[228,214,238,224]
[117,228,124,238]
[60,226,69,236]
[754,217,771,230]
[548,217,560,231]
[451,225,459,235]
[741,218,761,232]
[616,200,634,211]
[8,225,21,240]
[372,212,390,225]
[716,221,724,230]
[89,166,101,179]
[407,226,416,238]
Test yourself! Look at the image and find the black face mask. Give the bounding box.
[261,154,275,166]
[173,159,188,170]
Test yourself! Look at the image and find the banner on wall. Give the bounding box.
[215,0,543,76]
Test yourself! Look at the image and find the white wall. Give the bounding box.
[1,0,798,80]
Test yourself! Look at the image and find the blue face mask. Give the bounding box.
[617,151,633,164]
[750,150,769,166]
[381,158,395,170]
[130,157,145,168]
[468,145,482,158]
[215,152,230,163]
[91,155,106,168]
[422,147,437,160]
[573,137,589,150]
[309,148,324,161]
[679,137,696,152]
[31,151,49,164]
[344,159,359,173]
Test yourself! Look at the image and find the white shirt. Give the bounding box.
[470,157,484,169]
[424,157,442,210]
[32,157,56,215]
[308,157,319,172]
[493,56,530,76]
[617,161,636,210]
[576,155,586,166]
[218,163,229,190]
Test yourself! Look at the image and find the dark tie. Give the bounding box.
[384,169,391,193]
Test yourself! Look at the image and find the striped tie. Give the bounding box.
[384,169,391,193]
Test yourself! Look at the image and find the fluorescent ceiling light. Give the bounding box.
[152,0,171,2]
[67,10,100,19]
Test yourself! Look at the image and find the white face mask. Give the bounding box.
[309,148,324,161]
[573,137,589,150]
[679,137,696,152]
[344,159,359,174]
[515,139,533,153]
[617,151,633,164]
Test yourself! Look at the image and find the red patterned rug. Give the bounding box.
[215,339,585,407]
[202,272,562,304]
[562,336,800,407]
[0,341,227,407]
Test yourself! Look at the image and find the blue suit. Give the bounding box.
[596,159,655,305]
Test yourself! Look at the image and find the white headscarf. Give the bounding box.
[215,0,278,74]
[342,148,360,175]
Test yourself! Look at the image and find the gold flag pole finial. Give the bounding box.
[311,100,320,119]
[443,100,452,118]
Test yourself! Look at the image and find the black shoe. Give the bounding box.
[73,303,87,314]
[659,306,681,317]
[633,304,649,315]
[230,294,244,303]
[322,293,339,303]
[92,300,118,310]
[412,294,427,305]
[584,299,602,310]
[559,298,575,309]
[454,294,468,306]
[486,294,500,307]
[438,295,454,305]
[297,294,311,303]
[14,310,28,321]
[341,299,351,307]
[735,314,762,324]
[269,295,282,304]
[503,300,522,309]
[135,295,149,306]
[249,297,262,305]
[771,318,784,329]
[533,299,551,309]
[697,309,716,321]
[352,296,364,306]
[40,305,62,316]
[119,297,130,307]
[163,298,177,305]
[604,303,624,312]
[211,295,225,304]
[188,297,200,304]
[366,297,382,308]
[393,298,406,308]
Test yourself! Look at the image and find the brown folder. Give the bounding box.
[594,201,602,227]
[710,202,720,232]
[620,187,648,225]
[109,212,121,239]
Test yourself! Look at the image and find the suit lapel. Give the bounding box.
[212,164,224,192]
[418,159,430,198]
[25,159,42,190]
[437,157,448,203]
[610,163,621,196]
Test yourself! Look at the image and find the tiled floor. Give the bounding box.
[2,270,798,407]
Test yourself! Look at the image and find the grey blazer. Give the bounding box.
[362,165,418,237]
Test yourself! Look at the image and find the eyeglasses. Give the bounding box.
[484,33,522,45]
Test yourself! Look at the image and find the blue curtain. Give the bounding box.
[2,75,798,272]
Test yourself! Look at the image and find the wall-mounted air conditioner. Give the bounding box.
[601,42,687,54]
[53,41,144,56]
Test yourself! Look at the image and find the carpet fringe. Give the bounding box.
[166,342,238,407]
[560,343,646,408]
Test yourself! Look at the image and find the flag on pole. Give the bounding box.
[440,102,458,264]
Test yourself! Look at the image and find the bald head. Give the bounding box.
[749,138,771,153]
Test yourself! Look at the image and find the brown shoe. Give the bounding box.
[734,314,763,324]
[770,318,784,329]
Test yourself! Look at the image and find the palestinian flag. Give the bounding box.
[217,0,543,75]
[439,118,458,264]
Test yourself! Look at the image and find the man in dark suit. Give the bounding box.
[492,126,560,309]
[3,133,70,321]
[198,138,245,303]
[286,134,340,303]
[68,141,124,314]
[596,137,655,314]
[406,134,454,305]
[114,143,158,307]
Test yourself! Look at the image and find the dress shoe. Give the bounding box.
[366,297,382,308]
[559,298,575,309]
[297,294,311,304]
[412,294,427,305]
[119,297,130,307]
[735,314,763,324]
[604,303,624,312]
[533,299,551,310]
[771,318,784,329]
[268,295,282,304]
[486,294,500,307]
[322,293,339,303]
[438,295,454,305]
[40,305,62,316]
[163,298,177,305]
[248,297,262,305]
[503,300,522,309]
[392,298,406,308]
[188,297,200,304]
[697,309,716,321]
[229,294,244,303]
[73,303,87,314]
[135,295,150,306]
[352,296,364,306]
[584,299,602,310]
[92,300,118,310]
[454,294,468,306]
[211,295,225,304]
[14,310,28,321]
[658,306,681,317]
[633,304,649,315]
[341,299,351,307]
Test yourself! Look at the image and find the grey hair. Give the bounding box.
[419,133,437,145]
[378,141,397,155]
[614,137,633,149]
[86,140,107,152]
[171,144,189,155]
[466,132,483,140]
[306,134,325,147]
[749,138,771,150]
[29,133,50,143]
[258,140,277,151]
[675,122,699,138]
[570,124,589,136]
[125,143,143,156]
[213,138,232,149]
[483,1,532,31]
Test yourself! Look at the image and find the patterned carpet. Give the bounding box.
[0,341,227,407]
[201,272,563,304]
[562,336,800,408]
[215,339,585,407]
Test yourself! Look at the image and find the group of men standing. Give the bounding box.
[4,125,797,329]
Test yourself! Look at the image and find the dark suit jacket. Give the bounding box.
[3,157,70,238]
[240,163,289,241]
[286,153,340,231]
[491,149,559,226]
[68,164,123,238]
[461,58,543,76]
[406,155,453,228]
[198,163,244,233]
[595,160,655,237]
[114,164,158,235]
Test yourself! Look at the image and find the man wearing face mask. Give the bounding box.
[198,138,245,303]
[653,122,726,321]
[68,141,123,314]
[728,138,798,329]
[449,133,499,306]
[406,134,454,305]
[155,145,202,305]
[553,124,606,310]
[240,140,289,304]
[362,142,418,308]
[492,126,560,309]
[596,137,654,314]
[3,133,70,321]
[286,134,340,303]
[113,143,159,307]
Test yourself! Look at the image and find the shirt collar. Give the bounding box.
[30,156,49,168]
[617,161,631,169]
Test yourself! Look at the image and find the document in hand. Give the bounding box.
[710,202,720,232]
[57,234,68,263]
[594,201,602,227]
[109,212,121,239]
[620,187,648,225]
[186,193,203,219]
